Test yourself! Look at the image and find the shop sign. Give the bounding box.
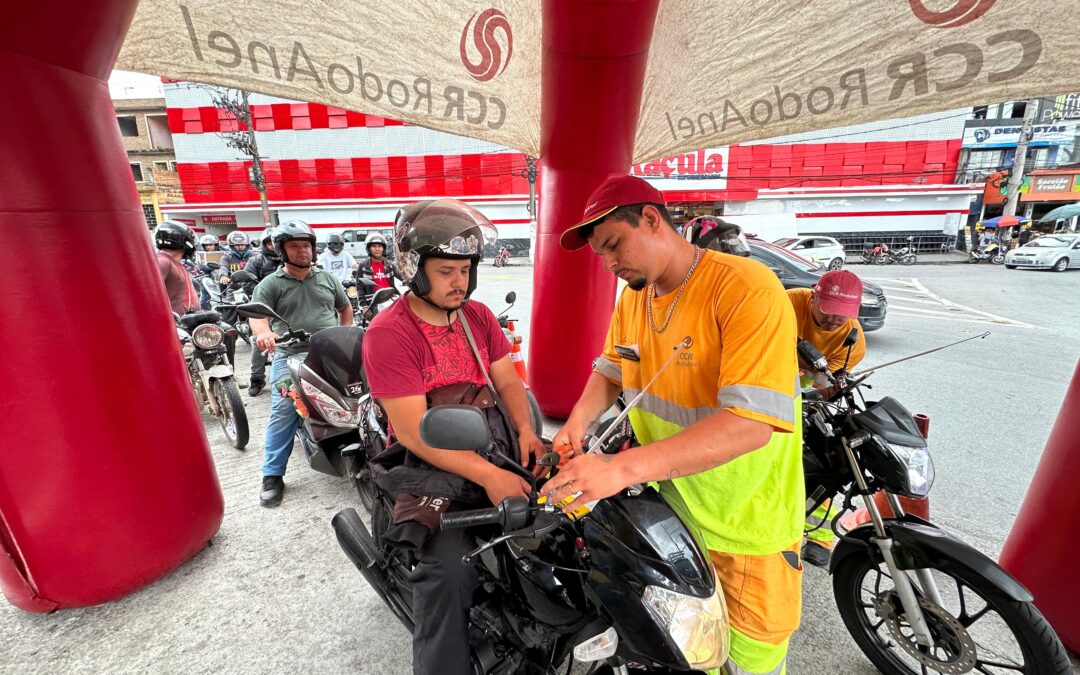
[202,214,238,225]
[1031,175,1077,192]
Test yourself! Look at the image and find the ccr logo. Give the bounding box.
[459,8,513,82]
[909,0,997,28]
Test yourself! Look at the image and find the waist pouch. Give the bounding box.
[369,382,521,548]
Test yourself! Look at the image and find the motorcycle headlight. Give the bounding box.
[882,441,936,497]
[642,585,729,670]
[346,286,358,299]
[191,324,224,349]
[301,380,359,427]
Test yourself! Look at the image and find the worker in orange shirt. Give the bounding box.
[788,269,867,567]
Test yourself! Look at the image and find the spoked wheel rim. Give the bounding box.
[214,381,238,443]
[829,258,844,270]
[845,560,1031,674]
[1053,258,1068,272]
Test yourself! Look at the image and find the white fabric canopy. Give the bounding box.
[118,0,1080,164]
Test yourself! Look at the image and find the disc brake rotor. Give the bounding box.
[873,591,978,674]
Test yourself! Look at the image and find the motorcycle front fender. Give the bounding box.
[831,514,1032,603]
[203,364,234,381]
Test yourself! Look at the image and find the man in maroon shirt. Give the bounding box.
[362,199,544,675]
[154,221,200,314]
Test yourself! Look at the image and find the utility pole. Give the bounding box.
[202,86,274,227]
[1003,99,1040,218]
[522,156,538,260]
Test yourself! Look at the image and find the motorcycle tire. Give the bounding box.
[992,254,1006,265]
[212,378,249,449]
[349,453,379,512]
[874,256,888,265]
[833,550,1070,675]
[900,254,917,265]
[526,389,543,436]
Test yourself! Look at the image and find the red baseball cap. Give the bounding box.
[813,270,863,319]
[559,175,667,251]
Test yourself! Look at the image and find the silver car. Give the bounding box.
[1005,234,1080,272]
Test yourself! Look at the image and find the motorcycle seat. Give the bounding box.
[179,310,222,330]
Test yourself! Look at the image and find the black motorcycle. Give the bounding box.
[353,275,401,328]
[798,334,1069,675]
[218,269,258,345]
[332,405,731,674]
[175,310,249,449]
[235,302,385,507]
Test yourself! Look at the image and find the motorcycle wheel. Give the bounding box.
[212,378,249,449]
[992,254,1006,265]
[833,551,1070,675]
[349,452,379,512]
[900,254,918,265]
[874,256,888,265]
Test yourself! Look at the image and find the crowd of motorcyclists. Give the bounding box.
[150,179,1064,675]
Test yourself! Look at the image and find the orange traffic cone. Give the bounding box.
[507,320,528,381]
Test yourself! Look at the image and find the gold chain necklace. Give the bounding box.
[646,247,702,334]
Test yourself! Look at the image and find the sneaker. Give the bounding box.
[248,381,265,397]
[803,539,832,568]
[260,475,285,507]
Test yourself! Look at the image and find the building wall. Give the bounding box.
[163,83,974,243]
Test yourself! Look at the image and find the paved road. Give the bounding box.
[2,260,1077,674]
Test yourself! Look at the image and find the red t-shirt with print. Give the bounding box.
[363,294,510,399]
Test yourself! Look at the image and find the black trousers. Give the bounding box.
[249,343,268,385]
[409,526,480,675]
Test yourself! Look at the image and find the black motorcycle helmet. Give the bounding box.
[326,233,345,254]
[365,233,388,258]
[393,199,497,301]
[260,227,280,261]
[684,216,750,257]
[155,220,198,259]
[273,220,318,268]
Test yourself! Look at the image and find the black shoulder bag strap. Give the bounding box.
[457,310,523,463]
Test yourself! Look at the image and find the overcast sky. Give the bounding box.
[109,70,164,99]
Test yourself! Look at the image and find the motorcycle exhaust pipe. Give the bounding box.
[331,509,415,631]
[331,508,384,572]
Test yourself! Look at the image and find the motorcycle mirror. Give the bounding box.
[230,269,256,283]
[843,327,860,347]
[357,276,376,289]
[419,405,492,450]
[205,261,221,271]
[236,302,285,324]
[371,288,398,305]
[504,291,516,304]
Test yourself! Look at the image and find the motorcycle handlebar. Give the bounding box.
[440,508,505,530]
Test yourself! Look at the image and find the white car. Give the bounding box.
[1005,234,1080,272]
[773,236,847,270]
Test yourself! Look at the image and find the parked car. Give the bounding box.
[773,235,847,270]
[749,239,887,331]
[1004,234,1080,272]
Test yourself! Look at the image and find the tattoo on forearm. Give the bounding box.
[665,466,687,481]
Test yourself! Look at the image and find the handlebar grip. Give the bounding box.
[440,508,503,530]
